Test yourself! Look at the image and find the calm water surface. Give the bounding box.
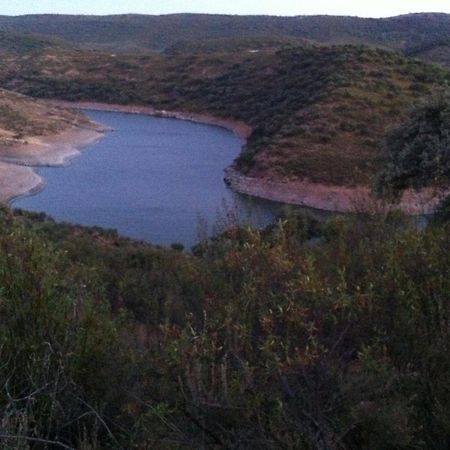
[13,110,287,246]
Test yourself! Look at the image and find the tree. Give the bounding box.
[377,95,450,198]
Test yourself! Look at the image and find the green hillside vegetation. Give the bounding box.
[0,43,448,185]
[377,96,450,196]
[0,13,449,66]
[0,204,448,449]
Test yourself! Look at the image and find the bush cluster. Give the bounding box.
[0,207,449,449]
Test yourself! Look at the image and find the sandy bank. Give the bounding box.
[0,161,43,204]
[0,124,106,167]
[0,121,106,203]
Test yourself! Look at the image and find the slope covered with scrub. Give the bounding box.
[0,13,449,67]
[0,204,449,449]
[0,43,448,186]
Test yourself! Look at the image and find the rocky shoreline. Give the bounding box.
[224,166,447,215]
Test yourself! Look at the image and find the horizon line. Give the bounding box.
[0,11,448,19]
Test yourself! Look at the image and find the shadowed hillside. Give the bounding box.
[0,30,68,54]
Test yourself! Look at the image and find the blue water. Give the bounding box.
[12,110,284,246]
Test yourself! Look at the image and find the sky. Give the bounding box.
[0,0,449,18]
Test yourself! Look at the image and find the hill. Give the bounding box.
[0,13,449,66]
[0,43,448,190]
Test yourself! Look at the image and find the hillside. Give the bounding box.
[0,30,66,54]
[0,13,449,66]
[0,88,90,141]
[0,43,448,189]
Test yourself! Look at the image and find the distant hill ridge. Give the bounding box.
[0,13,449,66]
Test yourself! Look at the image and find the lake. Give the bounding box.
[12,110,287,246]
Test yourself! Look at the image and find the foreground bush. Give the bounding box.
[0,209,449,449]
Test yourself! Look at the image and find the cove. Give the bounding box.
[12,110,285,247]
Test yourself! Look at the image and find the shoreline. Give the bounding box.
[224,166,447,215]
[0,161,44,205]
[4,99,446,215]
[50,100,253,139]
[0,122,106,204]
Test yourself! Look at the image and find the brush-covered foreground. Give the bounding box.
[0,206,449,449]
